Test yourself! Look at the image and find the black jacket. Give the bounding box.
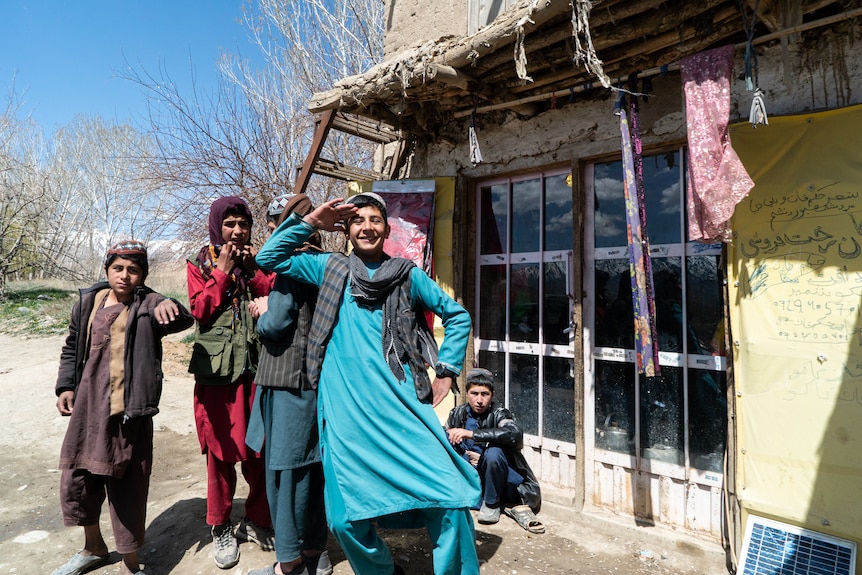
[55,282,194,420]
[446,402,541,513]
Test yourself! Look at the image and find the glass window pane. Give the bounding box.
[595,360,635,454]
[478,264,507,340]
[652,257,683,353]
[689,368,727,471]
[510,263,539,343]
[543,356,575,443]
[480,183,508,254]
[512,178,541,253]
[510,353,539,435]
[640,367,684,465]
[593,161,626,248]
[544,173,573,251]
[543,261,570,345]
[686,255,725,356]
[642,151,682,245]
[594,258,634,349]
[590,148,728,476]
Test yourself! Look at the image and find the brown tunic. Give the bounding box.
[58,301,148,478]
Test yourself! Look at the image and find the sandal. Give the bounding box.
[50,552,110,575]
[503,505,545,534]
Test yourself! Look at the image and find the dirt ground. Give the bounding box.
[0,331,730,575]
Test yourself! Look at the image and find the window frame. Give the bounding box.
[474,168,576,453]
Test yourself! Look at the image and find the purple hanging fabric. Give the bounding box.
[628,75,661,376]
[680,45,755,242]
[619,107,658,377]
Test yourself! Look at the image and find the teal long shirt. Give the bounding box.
[256,214,480,521]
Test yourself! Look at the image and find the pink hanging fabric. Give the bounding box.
[680,45,755,243]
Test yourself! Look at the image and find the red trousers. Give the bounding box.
[206,451,271,527]
[195,376,272,528]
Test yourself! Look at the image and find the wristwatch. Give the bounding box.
[435,364,457,379]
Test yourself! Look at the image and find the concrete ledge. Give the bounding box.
[537,485,732,573]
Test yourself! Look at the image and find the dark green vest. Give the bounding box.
[188,291,259,385]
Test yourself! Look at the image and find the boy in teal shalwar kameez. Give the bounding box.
[256,192,480,575]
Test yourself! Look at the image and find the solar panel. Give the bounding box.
[739,515,856,575]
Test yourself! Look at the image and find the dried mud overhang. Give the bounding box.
[308,0,862,135]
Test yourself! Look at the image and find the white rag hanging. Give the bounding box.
[514,25,533,83]
[749,88,769,127]
[570,0,611,88]
[469,124,483,166]
[512,0,539,82]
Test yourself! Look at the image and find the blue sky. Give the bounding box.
[0,1,264,131]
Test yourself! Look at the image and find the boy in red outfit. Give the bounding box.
[187,196,274,569]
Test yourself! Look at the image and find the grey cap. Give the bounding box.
[466,368,495,392]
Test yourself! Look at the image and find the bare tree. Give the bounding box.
[238,0,383,94]
[0,84,47,295]
[125,0,385,250]
[35,115,176,282]
[124,61,307,249]
[234,0,386,195]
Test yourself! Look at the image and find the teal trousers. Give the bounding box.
[324,456,479,575]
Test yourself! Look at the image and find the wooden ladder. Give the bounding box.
[292,109,407,197]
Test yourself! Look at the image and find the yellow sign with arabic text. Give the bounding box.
[729,104,862,554]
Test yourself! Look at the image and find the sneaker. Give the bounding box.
[477,501,501,524]
[303,550,334,575]
[212,522,240,569]
[236,516,276,551]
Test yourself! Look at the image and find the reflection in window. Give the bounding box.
[480,183,507,254]
[640,367,684,465]
[689,369,727,472]
[652,258,684,353]
[544,356,575,443]
[512,178,541,253]
[544,173,573,251]
[593,161,627,249]
[593,152,681,249]
[687,256,725,356]
[590,149,727,475]
[510,353,539,436]
[477,350,506,386]
[543,262,570,345]
[641,151,682,246]
[595,360,635,454]
[510,263,539,343]
[594,258,634,349]
[479,265,506,341]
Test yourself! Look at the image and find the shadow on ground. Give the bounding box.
[140,497,210,573]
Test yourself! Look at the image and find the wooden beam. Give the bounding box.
[427,64,473,90]
[312,158,385,181]
[746,0,783,31]
[454,5,862,118]
[281,109,335,225]
[307,0,574,113]
[504,5,739,94]
[469,0,676,75]
[382,138,410,179]
[332,112,402,144]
